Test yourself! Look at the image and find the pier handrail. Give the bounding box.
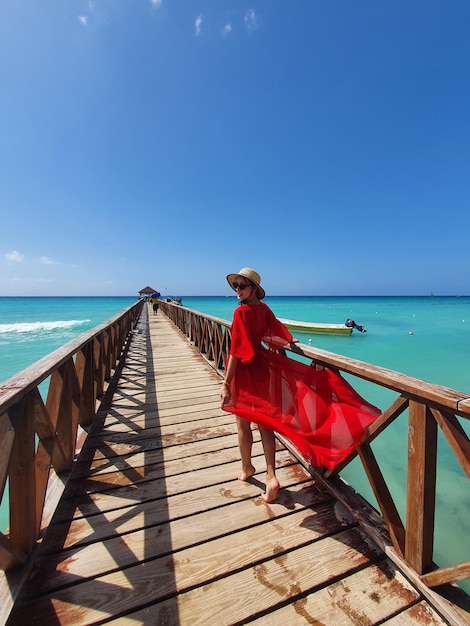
[159,300,470,593]
[0,299,143,571]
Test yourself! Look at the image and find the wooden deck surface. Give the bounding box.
[6,306,454,625]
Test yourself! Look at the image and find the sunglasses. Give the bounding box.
[233,282,251,290]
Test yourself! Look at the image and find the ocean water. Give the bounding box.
[0,296,137,383]
[1,295,469,590]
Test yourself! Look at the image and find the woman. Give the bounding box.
[220,268,380,503]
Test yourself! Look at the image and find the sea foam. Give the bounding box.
[0,320,91,334]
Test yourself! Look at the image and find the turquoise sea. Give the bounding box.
[1,295,469,590]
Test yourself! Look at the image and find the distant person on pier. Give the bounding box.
[151,296,159,315]
[220,267,380,503]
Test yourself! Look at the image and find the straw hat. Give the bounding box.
[226,267,265,300]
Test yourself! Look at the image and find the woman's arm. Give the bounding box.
[220,355,240,408]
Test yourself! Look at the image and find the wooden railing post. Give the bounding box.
[8,395,37,554]
[405,400,437,574]
[93,335,104,399]
[76,343,96,427]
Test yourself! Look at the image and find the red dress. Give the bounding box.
[223,302,380,470]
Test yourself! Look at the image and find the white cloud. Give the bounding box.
[5,250,24,263]
[150,0,162,7]
[195,14,203,37]
[40,256,56,265]
[77,15,88,26]
[244,8,259,32]
[222,23,232,38]
[10,277,52,284]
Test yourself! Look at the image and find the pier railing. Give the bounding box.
[159,300,470,595]
[0,300,143,571]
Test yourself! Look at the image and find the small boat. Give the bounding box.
[279,319,352,335]
[278,318,367,336]
[162,297,183,305]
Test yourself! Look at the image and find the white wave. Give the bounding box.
[0,320,92,334]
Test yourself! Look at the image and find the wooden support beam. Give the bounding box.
[0,533,26,571]
[405,401,437,574]
[421,561,470,588]
[0,412,15,500]
[358,442,405,556]
[327,394,409,476]
[430,407,470,479]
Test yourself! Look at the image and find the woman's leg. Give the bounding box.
[259,426,280,502]
[236,417,256,480]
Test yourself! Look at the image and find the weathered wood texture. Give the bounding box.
[5,306,462,625]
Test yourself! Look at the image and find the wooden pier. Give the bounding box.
[2,304,468,625]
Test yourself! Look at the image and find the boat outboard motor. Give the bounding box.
[345,319,367,333]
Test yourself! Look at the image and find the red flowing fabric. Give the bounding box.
[223,302,381,470]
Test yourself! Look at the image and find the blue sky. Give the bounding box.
[1,1,469,297]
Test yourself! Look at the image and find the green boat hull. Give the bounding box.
[279,319,353,335]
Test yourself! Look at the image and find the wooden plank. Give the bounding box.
[52,451,301,523]
[10,527,381,625]
[14,492,336,600]
[82,421,235,447]
[102,407,231,429]
[39,464,316,553]
[100,406,230,429]
[72,430,244,470]
[248,564,446,625]
[116,400,224,417]
[382,601,450,624]
[70,432,248,477]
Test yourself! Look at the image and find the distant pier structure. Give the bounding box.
[138,285,159,299]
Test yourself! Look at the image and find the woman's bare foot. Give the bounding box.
[262,475,280,503]
[238,464,256,481]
